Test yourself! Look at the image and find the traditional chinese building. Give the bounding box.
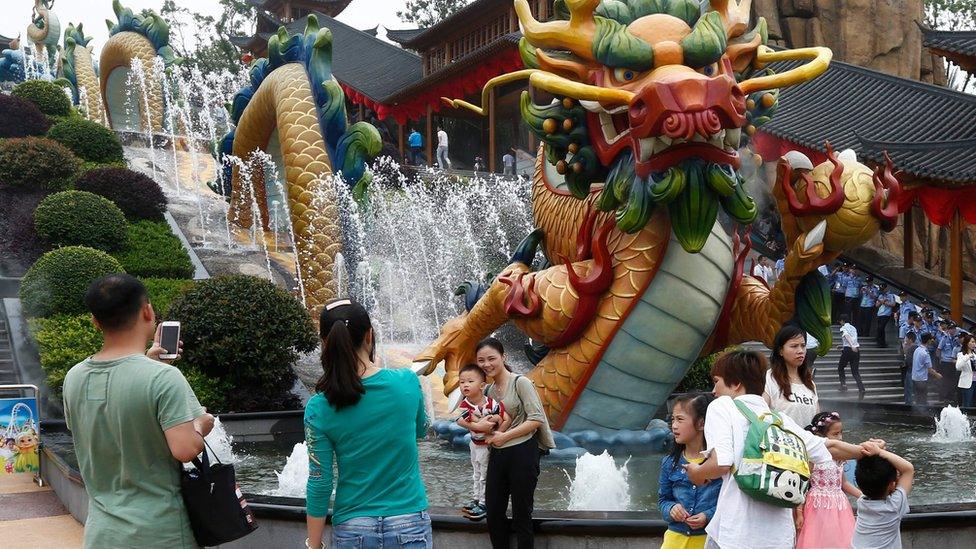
[232,0,554,171]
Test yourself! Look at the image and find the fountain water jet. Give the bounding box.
[566,451,632,511]
[933,406,973,442]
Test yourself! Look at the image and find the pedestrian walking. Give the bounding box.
[436,125,451,169]
[837,315,866,399]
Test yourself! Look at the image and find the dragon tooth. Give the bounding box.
[580,100,603,113]
[639,138,654,161]
[652,137,670,154]
[725,128,742,149]
[692,133,708,143]
[659,135,673,146]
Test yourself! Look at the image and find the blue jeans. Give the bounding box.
[332,511,432,549]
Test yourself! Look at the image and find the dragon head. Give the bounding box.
[449,0,832,253]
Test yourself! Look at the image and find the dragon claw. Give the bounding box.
[411,360,435,376]
[803,220,827,253]
[783,150,813,170]
[447,387,463,412]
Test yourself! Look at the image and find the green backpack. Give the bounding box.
[732,400,811,508]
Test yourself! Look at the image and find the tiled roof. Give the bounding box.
[385,28,426,46]
[284,13,422,103]
[761,57,976,186]
[0,34,13,49]
[398,0,507,49]
[920,26,976,57]
[857,137,976,185]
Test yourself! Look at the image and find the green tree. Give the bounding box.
[397,0,471,28]
[924,0,976,93]
[161,0,256,75]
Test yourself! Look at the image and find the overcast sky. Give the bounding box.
[1,0,416,53]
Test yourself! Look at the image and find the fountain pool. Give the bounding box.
[171,407,975,513]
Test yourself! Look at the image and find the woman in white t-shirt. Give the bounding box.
[764,324,819,427]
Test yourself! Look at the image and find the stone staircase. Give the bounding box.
[0,301,22,396]
[810,325,905,402]
[745,323,906,403]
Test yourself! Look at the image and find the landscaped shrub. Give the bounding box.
[74,167,167,221]
[12,80,72,118]
[182,367,233,411]
[675,346,742,393]
[167,275,318,412]
[30,314,102,394]
[113,221,193,279]
[28,278,195,393]
[34,191,128,251]
[0,94,52,138]
[0,188,51,276]
[143,278,195,318]
[20,246,125,317]
[0,137,80,191]
[46,118,125,164]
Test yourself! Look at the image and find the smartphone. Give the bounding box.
[159,321,181,360]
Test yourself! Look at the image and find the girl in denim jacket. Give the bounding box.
[659,393,722,549]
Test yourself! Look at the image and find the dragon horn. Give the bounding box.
[515,0,598,62]
[444,70,633,117]
[709,0,753,38]
[739,45,832,94]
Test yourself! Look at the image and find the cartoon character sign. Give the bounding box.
[0,398,40,475]
[13,429,40,473]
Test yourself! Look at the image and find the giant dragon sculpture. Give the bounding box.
[61,23,105,124]
[99,0,179,132]
[411,0,902,434]
[27,0,60,70]
[0,1,60,83]
[221,15,381,317]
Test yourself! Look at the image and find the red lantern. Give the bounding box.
[241,52,253,65]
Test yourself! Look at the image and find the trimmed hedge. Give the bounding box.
[20,246,125,317]
[143,278,195,318]
[167,275,318,412]
[113,221,193,279]
[34,191,128,251]
[29,314,102,394]
[47,118,125,164]
[74,167,167,221]
[12,80,72,118]
[675,346,742,393]
[0,188,51,275]
[0,94,52,138]
[0,137,80,191]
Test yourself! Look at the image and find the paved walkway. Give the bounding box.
[0,473,83,548]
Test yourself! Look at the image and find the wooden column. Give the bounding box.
[950,211,964,323]
[426,105,433,167]
[488,87,497,173]
[398,123,405,161]
[903,206,914,269]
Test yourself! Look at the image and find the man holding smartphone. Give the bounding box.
[63,274,214,548]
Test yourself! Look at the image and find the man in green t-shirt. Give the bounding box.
[63,274,214,548]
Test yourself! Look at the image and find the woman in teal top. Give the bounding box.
[305,298,431,549]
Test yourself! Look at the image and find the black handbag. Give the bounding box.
[180,441,258,546]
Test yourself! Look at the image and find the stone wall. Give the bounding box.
[755,0,947,84]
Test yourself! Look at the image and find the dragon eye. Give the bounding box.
[700,63,719,77]
[613,68,637,83]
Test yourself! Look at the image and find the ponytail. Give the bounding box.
[316,298,373,410]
